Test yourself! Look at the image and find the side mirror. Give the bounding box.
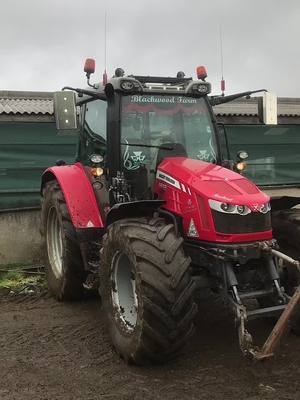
[53,91,78,133]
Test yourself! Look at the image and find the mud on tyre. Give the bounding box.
[41,180,86,301]
[100,217,197,365]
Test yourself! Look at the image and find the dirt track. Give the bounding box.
[1,291,300,400]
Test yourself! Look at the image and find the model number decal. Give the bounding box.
[156,170,181,189]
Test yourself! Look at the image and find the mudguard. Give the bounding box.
[41,162,104,229]
[106,200,165,226]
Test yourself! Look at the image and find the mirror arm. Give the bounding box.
[210,89,267,106]
[62,86,106,101]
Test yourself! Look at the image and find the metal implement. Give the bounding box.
[233,242,300,360]
[255,285,300,360]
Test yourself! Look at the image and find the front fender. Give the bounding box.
[41,162,104,229]
[106,200,165,226]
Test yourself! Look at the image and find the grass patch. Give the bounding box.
[0,265,46,293]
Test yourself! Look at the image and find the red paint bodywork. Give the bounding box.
[42,162,104,229]
[42,158,271,243]
[154,157,272,243]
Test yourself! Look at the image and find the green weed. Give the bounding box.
[0,265,45,292]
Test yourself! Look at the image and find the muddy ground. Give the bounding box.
[1,290,300,400]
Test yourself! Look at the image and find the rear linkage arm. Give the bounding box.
[232,242,300,361]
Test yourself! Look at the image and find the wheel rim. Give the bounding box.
[47,206,63,278]
[111,251,138,331]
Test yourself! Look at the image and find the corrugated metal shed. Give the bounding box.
[214,99,258,116]
[213,97,300,117]
[276,98,300,117]
[0,91,54,122]
[0,91,76,210]
[0,91,300,210]
[1,91,300,119]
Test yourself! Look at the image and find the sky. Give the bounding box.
[0,0,299,96]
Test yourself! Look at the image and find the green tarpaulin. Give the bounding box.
[1,121,300,211]
[0,122,77,210]
[224,124,300,187]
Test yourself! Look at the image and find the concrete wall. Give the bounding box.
[0,209,43,265]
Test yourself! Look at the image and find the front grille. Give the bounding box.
[212,210,271,234]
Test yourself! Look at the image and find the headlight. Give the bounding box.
[220,203,235,212]
[209,199,251,215]
[209,199,271,215]
[260,202,271,214]
[90,154,104,164]
[120,80,135,91]
[120,79,141,92]
[191,83,211,95]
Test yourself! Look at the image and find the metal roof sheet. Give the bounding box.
[213,97,300,117]
[214,100,258,116]
[0,91,53,115]
[277,99,300,116]
[0,91,300,118]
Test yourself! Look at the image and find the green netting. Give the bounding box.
[0,122,77,210]
[224,125,300,186]
[1,121,299,210]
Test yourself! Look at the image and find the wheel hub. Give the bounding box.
[46,206,63,278]
[111,251,138,331]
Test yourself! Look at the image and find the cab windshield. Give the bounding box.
[121,94,217,172]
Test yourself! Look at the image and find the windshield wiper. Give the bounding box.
[121,142,174,150]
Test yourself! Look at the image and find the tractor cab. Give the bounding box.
[117,89,219,200]
[55,64,218,203]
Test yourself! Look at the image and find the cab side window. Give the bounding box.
[83,99,107,159]
[85,99,107,141]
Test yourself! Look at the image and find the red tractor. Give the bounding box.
[41,61,300,364]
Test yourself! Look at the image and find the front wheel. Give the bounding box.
[100,217,197,365]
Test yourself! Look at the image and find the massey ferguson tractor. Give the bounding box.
[41,60,300,365]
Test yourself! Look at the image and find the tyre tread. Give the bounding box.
[100,217,197,365]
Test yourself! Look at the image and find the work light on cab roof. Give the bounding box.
[84,58,96,77]
[196,65,207,81]
[84,58,97,88]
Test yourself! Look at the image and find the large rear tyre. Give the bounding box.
[100,217,197,365]
[41,180,85,301]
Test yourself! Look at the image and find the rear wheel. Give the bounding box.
[41,180,85,301]
[100,217,197,365]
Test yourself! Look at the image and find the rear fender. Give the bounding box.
[41,162,104,229]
